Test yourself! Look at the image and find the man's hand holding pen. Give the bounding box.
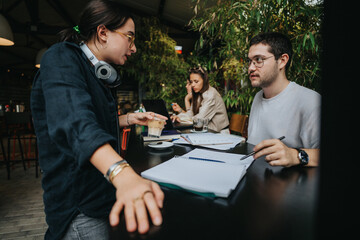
[253,137,299,167]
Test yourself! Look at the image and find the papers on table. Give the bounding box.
[182,148,254,169]
[143,134,181,142]
[141,148,254,198]
[173,132,245,150]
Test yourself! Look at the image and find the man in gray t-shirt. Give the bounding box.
[246,32,320,167]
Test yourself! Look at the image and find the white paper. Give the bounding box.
[182,148,254,170]
[141,149,254,198]
[143,134,181,142]
[173,133,245,150]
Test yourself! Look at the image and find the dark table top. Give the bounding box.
[110,140,318,240]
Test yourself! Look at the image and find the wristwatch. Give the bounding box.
[295,148,309,166]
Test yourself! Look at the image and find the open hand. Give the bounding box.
[128,112,167,126]
[109,167,164,234]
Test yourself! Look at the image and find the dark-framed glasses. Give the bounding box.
[247,55,274,68]
[115,31,135,48]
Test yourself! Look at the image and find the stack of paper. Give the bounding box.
[173,133,245,150]
[143,134,181,142]
[141,149,254,198]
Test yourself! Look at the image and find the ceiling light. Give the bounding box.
[35,48,48,68]
[0,14,14,46]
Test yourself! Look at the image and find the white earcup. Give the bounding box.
[80,42,121,88]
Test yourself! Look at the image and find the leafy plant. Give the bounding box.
[189,0,323,115]
[119,17,190,109]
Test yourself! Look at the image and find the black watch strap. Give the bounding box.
[295,148,309,166]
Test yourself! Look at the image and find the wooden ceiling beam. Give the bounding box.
[46,0,75,26]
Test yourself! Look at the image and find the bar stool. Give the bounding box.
[1,131,10,179]
[4,112,39,179]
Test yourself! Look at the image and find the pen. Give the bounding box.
[240,136,285,160]
[188,156,225,163]
[181,135,193,144]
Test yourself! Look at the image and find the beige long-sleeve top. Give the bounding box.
[178,86,229,132]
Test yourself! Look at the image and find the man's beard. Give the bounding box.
[250,65,278,88]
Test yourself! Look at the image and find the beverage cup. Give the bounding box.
[148,117,166,138]
[193,117,204,132]
[203,118,209,132]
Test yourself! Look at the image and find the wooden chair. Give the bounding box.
[229,113,248,139]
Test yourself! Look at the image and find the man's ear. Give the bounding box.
[278,53,289,71]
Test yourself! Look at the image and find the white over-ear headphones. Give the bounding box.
[79,42,121,88]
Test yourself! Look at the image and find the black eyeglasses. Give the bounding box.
[247,55,274,68]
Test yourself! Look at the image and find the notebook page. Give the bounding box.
[182,133,239,145]
[182,148,254,170]
[141,157,246,198]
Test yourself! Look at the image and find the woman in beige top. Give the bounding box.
[171,66,229,132]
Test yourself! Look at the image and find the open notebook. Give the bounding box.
[141,149,254,198]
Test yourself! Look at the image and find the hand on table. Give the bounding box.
[109,167,164,234]
[253,138,299,167]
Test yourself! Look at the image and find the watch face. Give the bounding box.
[299,150,309,165]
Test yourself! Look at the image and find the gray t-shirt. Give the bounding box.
[247,81,321,149]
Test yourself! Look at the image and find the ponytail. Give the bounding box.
[58,26,86,44]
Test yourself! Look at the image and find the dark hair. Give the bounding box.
[58,0,132,44]
[189,66,209,115]
[249,32,293,70]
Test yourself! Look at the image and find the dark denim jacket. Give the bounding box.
[31,42,118,240]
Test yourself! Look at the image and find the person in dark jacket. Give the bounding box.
[30,1,165,239]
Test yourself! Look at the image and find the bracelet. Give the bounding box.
[126,113,131,126]
[104,160,127,182]
[109,162,130,184]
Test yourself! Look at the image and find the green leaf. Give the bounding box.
[303,33,307,48]
[309,32,315,49]
[199,35,204,48]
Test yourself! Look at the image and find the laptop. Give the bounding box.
[142,99,193,130]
